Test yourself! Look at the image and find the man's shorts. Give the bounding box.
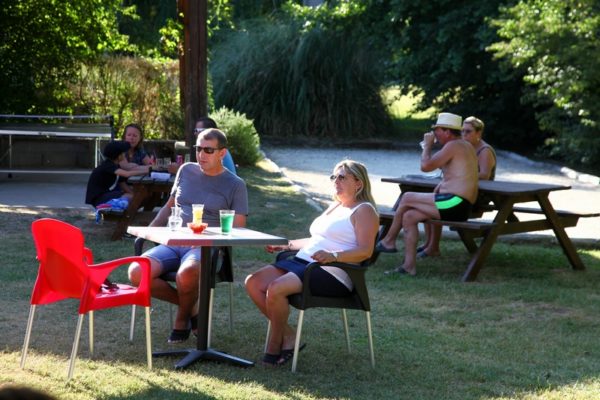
[434,193,473,221]
[144,245,201,275]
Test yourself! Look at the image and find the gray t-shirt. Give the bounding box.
[170,162,248,226]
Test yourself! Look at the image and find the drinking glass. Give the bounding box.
[168,206,183,231]
[192,204,204,224]
[219,210,235,235]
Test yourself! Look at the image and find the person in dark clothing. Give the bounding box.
[85,141,150,207]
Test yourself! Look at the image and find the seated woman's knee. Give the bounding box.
[244,273,256,289]
[266,279,296,299]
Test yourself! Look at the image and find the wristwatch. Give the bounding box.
[331,251,338,261]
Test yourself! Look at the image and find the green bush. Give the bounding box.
[211,107,262,166]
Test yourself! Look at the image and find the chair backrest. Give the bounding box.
[286,232,381,312]
[30,219,88,305]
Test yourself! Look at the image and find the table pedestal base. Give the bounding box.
[153,348,254,369]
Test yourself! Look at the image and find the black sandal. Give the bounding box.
[261,353,281,366]
[276,343,306,366]
[167,328,191,344]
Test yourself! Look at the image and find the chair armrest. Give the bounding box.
[87,256,152,291]
[301,260,368,299]
[276,249,298,262]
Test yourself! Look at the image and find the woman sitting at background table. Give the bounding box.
[116,123,153,195]
[244,159,379,366]
[118,123,153,169]
[418,116,496,258]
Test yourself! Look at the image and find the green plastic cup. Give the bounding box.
[219,210,235,235]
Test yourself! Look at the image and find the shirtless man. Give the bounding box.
[376,112,478,276]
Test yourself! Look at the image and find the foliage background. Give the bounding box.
[0,0,599,173]
[211,15,392,139]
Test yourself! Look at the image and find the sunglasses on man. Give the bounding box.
[193,145,223,154]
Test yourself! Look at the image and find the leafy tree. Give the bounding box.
[491,0,600,168]
[0,0,130,113]
[119,0,177,57]
[375,0,544,152]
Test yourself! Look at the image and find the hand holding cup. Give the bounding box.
[420,131,436,149]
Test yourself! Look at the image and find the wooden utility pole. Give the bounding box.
[178,0,208,154]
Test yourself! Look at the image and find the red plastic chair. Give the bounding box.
[20,218,153,379]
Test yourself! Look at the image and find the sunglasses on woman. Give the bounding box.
[330,174,351,182]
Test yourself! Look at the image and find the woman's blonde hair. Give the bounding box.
[333,159,377,208]
[464,116,485,133]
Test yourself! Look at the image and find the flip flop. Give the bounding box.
[384,267,415,276]
[276,343,307,366]
[417,250,440,259]
[375,241,398,253]
[416,250,429,259]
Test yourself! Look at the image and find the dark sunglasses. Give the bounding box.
[194,145,222,154]
[330,174,349,182]
[461,129,474,134]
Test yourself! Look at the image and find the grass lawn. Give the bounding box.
[1,160,599,399]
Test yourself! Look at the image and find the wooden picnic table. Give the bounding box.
[381,175,588,281]
[107,174,175,240]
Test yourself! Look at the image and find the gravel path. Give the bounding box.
[263,145,600,242]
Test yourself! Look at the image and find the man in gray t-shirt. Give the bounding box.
[128,129,248,343]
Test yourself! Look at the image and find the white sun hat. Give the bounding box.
[432,112,462,130]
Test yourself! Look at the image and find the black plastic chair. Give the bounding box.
[265,248,377,372]
[130,237,234,347]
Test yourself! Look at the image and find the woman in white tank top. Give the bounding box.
[245,160,379,366]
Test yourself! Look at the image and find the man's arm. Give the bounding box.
[232,214,247,228]
[421,141,458,172]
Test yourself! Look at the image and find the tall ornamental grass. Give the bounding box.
[211,20,392,139]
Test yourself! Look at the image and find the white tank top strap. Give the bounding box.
[350,201,376,213]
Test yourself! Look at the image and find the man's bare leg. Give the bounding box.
[385,194,439,275]
[421,224,442,257]
[378,206,406,251]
